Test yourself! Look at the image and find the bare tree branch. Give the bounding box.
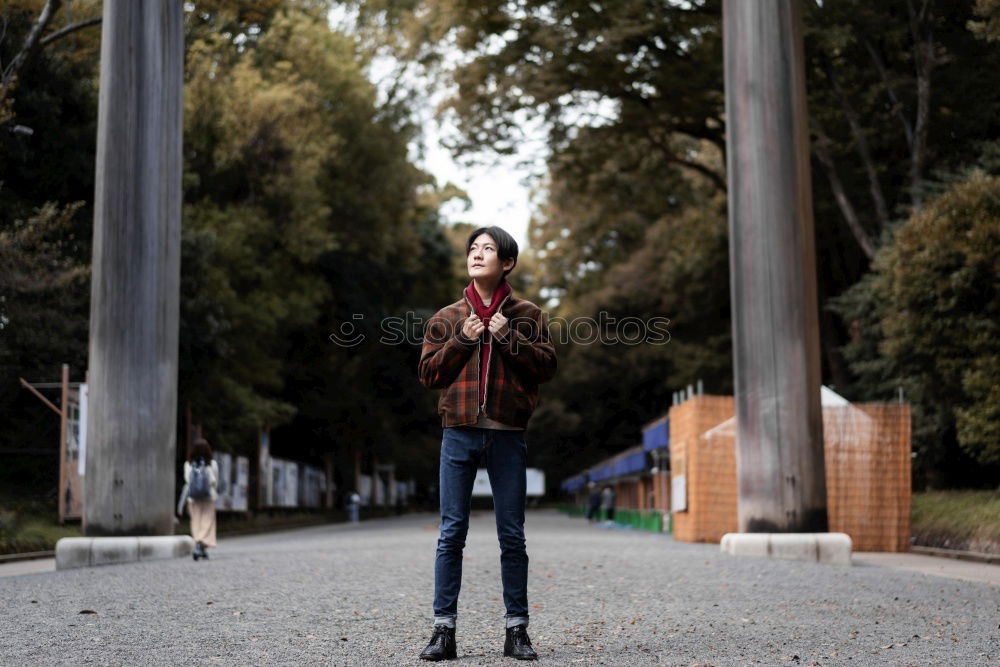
[0,0,103,113]
[1,0,62,90]
[812,124,877,260]
[39,15,102,49]
[0,16,9,75]
[644,127,727,192]
[823,54,890,227]
[861,36,914,151]
[906,0,936,209]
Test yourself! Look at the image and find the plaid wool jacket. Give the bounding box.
[418,290,557,428]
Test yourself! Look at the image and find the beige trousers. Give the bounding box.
[188,498,217,547]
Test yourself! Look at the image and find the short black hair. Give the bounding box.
[466,226,518,277]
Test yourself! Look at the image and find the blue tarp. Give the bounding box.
[615,450,647,476]
[589,447,647,482]
[590,463,614,483]
[642,416,669,452]
[561,474,588,493]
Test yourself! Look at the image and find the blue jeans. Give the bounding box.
[433,426,529,626]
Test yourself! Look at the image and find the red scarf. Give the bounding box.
[464,279,512,408]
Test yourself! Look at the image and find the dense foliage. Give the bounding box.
[2,0,997,499]
[1,1,460,500]
[834,171,1000,480]
[367,0,1000,487]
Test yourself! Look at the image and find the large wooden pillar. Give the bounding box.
[723,0,827,533]
[84,1,183,536]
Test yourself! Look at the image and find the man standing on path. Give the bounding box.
[416,226,557,661]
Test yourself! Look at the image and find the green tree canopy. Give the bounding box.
[834,171,1000,481]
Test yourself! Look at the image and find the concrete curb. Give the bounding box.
[0,550,55,563]
[721,532,852,566]
[55,536,195,570]
[910,545,1000,565]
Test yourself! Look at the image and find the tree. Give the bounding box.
[179,6,461,494]
[833,171,1000,483]
[0,0,102,118]
[367,0,1000,486]
[519,137,731,484]
[969,0,1000,41]
[1,1,462,498]
[0,1,99,494]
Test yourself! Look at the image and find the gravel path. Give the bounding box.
[1,509,996,665]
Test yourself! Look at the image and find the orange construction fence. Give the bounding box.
[668,396,912,551]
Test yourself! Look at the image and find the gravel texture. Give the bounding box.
[1,509,997,665]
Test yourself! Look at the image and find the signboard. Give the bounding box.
[269,459,299,508]
[672,474,687,512]
[671,438,687,513]
[471,470,492,497]
[359,474,372,506]
[471,468,546,497]
[258,428,271,507]
[61,384,87,520]
[233,456,249,511]
[526,469,545,496]
[216,452,232,510]
[76,383,88,476]
[254,428,328,510]
[298,465,326,508]
[282,461,299,507]
[214,453,250,512]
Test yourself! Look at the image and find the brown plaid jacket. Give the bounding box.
[418,290,557,428]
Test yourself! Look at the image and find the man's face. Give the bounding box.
[467,233,514,282]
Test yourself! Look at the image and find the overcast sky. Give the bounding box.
[421,131,540,250]
[417,120,542,250]
[329,7,543,250]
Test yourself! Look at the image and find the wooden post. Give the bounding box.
[353,449,362,498]
[84,1,183,536]
[324,453,335,509]
[723,0,828,532]
[58,364,69,524]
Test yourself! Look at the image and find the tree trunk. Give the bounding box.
[812,131,877,260]
[823,56,890,227]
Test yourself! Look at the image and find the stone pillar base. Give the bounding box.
[720,532,852,566]
[56,536,195,570]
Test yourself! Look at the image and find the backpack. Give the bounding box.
[188,459,212,500]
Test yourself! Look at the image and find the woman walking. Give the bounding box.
[184,438,219,560]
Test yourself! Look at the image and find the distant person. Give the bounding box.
[348,491,361,523]
[587,484,601,522]
[183,438,219,561]
[416,226,557,661]
[601,485,616,522]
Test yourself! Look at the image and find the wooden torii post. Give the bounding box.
[84,1,183,536]
[723,0,828,534]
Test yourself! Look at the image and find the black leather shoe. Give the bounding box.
[504,625,537,660]
[419,625,457,661]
